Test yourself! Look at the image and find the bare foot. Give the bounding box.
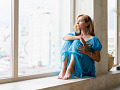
[57,67,66,79]
[63,68,74,80]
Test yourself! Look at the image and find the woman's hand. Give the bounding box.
[77,37,101,62]
[79,37,86,46]
[77,43,101,62]
[77,37,88,55]
[77,44,89,55]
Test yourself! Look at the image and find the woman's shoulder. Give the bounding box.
[91,36,102,44]
[87,35,95,40]
[71,31,77,36]
[72,31,76,34]
[67,31,76,36]
[91,36,102,51]
[89,36,100,43]
[92,36,100,40]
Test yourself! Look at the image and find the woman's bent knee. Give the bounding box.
[72,39,81,46]
[68,40,81,52]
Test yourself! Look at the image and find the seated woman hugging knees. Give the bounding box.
[57,14,102,80]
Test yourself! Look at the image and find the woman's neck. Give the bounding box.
[81,29,87,37]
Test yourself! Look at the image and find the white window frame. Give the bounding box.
[0,0,75,84]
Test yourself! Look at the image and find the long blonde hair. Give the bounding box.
[74,14,95,36]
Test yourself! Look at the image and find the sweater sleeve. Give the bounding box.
[67,31,76,36]
[91,36,102,51]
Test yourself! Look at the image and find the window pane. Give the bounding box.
[108,0,116,65]
[0,0,11,78]
[19,0,70,76]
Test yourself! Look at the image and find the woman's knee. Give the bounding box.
[72,39,81,46]
[69,40,81,51]
[64,40,74,47]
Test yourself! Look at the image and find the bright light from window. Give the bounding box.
[108,0,116,65]
[18,0,70,76]
[0,0,11,78]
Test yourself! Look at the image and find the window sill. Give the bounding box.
[0,70,120,90]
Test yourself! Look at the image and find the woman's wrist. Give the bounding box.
[86,51,92,57]
[89,52,93,58]
[76,36,81,40]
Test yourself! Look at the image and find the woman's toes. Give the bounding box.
[63,76,69,80]
[63,69,74,80]
[57,68,66,79]
[57,73,64,79]
[57,75,62,79]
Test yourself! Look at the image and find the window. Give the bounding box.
[108,0,117,66]
[18,0,63,76]
[0,0,73,83]
[0,0,12,78]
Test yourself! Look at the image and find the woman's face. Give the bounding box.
[77,16,87,30]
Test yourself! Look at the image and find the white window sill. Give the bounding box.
[0,69,120,90]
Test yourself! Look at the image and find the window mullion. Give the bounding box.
[11,0,19,78]
[115,0,118,65]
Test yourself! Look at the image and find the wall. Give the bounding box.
[94,0,108,74]
[75,0,108,74]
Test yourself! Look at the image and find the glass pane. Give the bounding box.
[108,0,116,64]
[0,0,11,78]
[18,0,70,76]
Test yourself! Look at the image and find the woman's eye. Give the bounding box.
[77,20,82,24]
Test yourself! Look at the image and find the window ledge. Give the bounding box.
[0,70,120,90]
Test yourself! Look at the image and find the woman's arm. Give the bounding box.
[63,35,81,41]
[86,50,100,62]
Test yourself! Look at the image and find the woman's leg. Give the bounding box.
[58,40,74,79]
[62,40,81,79]
[63,54,75,80]
[57,56,69,79]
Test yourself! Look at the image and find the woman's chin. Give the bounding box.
[77,27,80,30]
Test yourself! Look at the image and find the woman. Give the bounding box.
[58,14,102,80]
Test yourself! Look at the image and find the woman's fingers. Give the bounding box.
[79,44,83,47]
[78,51,82,53]
[77,47,82,50]
[80,37,86,45]
[77,47,83,53]
[85,44,88,48]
